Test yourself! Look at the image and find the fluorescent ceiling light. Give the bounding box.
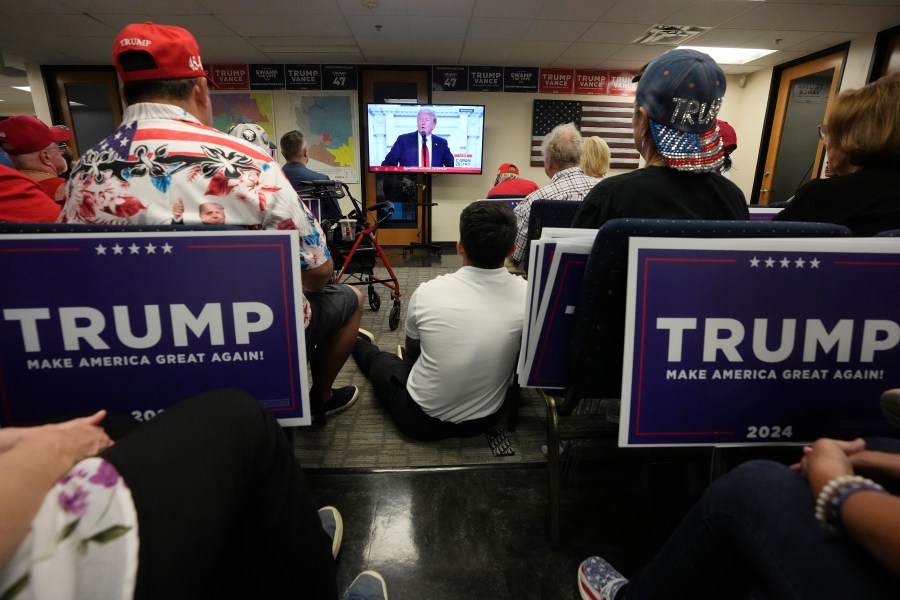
[12,85,30,92]
[681,46,776,65]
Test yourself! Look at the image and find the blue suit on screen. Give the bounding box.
[382,132,455,168]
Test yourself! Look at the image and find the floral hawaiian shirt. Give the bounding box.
[59,103,330,328]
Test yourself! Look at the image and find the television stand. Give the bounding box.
[403,201,440,257]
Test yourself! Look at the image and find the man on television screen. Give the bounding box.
[381,108,455,168]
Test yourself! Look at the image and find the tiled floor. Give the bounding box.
[300,244,729,599]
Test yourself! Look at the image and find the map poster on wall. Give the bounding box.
[210,92,276,143]
[288,91,360,184]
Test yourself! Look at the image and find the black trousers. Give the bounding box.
[101,388,337,600]
[352,338,501,441]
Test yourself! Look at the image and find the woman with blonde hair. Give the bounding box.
[581,136,610,178]
[775,72,900,236]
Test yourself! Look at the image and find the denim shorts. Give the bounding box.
[304,284,359,347]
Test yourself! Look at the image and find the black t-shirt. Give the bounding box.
[774,168,900,236]
[571,166,749,229]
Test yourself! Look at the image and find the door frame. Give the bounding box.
[359,66,431,246]
[42,66,122,160]
[751,45,847,205]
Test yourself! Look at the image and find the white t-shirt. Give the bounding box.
[405,266,527,423]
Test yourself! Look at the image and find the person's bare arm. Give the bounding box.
[302,257,334,292]
[799,438,900,578]
[404,336,421,363]
[0,412,112,569]
[849,450,900,484]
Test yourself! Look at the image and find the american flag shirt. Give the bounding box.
[60,103,328,328]
[512,166,602,262]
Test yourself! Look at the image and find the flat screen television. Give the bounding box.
[366,103,485,174]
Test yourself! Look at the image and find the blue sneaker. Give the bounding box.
[578,556,627,600]
[343,570,387,600]
[318,506,343,559]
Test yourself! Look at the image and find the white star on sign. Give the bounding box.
[810,258,820,268]
[765,257,775,268]
[162,243,173,254]
[95,244,107,255]
[112,244,123,255]
[780,257,791,268]
[750,256,760,267]
[794,257,805,268]
[129,243,141,254]
[145,243,157,254]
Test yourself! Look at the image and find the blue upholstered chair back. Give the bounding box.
[558,218,853,414]
[522,199,581,272]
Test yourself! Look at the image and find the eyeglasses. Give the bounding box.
[817,124,829,140]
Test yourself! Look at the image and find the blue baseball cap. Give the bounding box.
[636,49,726,172]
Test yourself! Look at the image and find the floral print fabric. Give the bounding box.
[0,457,138,600]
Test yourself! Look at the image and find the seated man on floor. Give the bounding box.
[352,201,527,441]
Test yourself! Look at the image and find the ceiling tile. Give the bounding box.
[557,43,623,61]
[662,0,760,28]
[510,40,571,66]
[600,0,692,24]
[406,16,470,38]
[216,14,352,37]
[537,0,618,21]
[345,14,410,37]
[197,0,340,14]
[459,40,516,65]
[468,18,533,40]
[472,0,546,19]
[608,44,670,61]
[525,20,593,42]
[579,22,657,45]
[60,0,209,13]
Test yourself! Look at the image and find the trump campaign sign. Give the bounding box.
[0,231,310,426]
[620,237,900,447]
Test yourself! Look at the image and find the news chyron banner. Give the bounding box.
[620,238,900,447]
[0,231,310,426]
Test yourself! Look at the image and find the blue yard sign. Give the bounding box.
[0,231,310,426]
[620,237,900,447]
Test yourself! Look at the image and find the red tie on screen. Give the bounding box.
[421,134,429,167]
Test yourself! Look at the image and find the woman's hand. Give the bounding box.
[791,437,866,496]
[42,410,114,466]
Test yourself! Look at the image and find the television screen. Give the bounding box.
[366,103,485,174]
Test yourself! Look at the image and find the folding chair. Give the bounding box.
[520,199,582,274]
[542,218,853,545]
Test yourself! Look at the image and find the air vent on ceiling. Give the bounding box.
[634,25,711,46]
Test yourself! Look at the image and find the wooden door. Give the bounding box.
[757,51,844,205]
[47,68,122,160]
[360,68,429,246]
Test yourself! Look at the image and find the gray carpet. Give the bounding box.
[292,264,551,470]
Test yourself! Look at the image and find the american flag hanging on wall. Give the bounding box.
[531,99,641,170]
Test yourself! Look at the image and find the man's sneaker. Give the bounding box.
[357,328,375,344]
[324,386,359,416]
[318,506,343,559]
[578,557,628,600]
[343,570,387,600]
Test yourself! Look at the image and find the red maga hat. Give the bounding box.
[0,116,72,155]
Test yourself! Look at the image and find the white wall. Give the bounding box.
[18,35,880,241]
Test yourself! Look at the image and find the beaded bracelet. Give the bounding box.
[814,475,886,534]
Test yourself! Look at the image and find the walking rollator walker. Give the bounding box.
[302,180,402,331]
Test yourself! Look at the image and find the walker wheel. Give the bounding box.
[368,286,381,311]
[388,302,401,331]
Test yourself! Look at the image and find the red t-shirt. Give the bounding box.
[486,177,539,198]
[37,176,67,202]
[0,165,62,222]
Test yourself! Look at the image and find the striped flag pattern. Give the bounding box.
[531,99,640,170]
